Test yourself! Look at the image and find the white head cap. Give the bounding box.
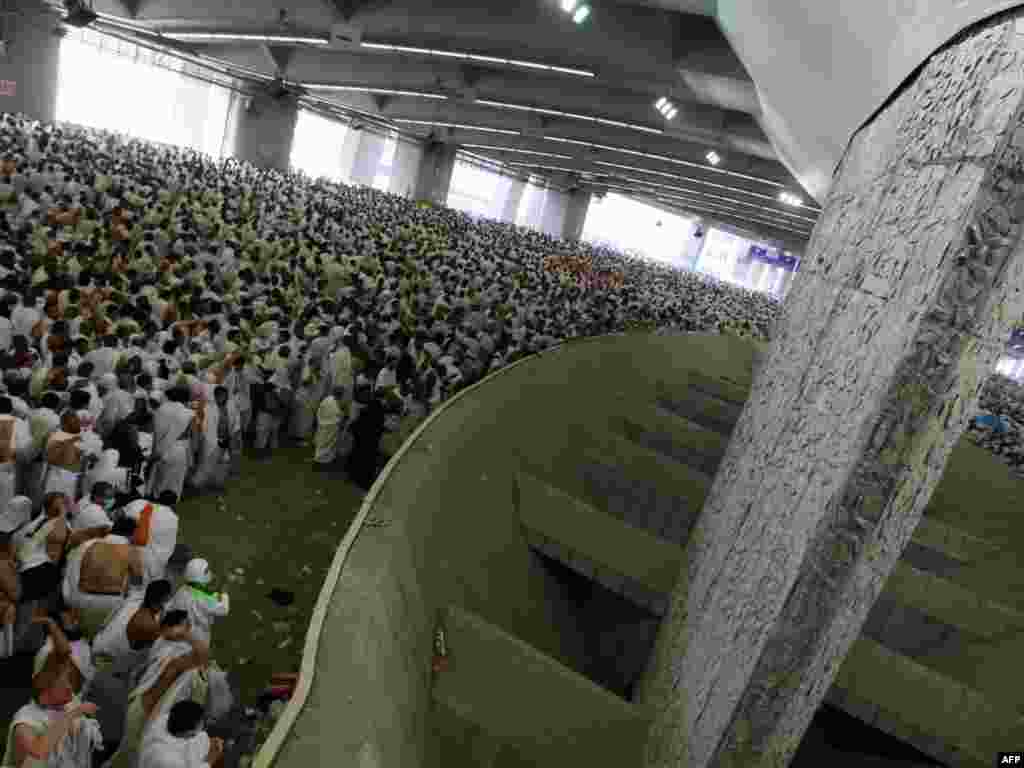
[75,503,112,531]
[184,558,211,586]
[0,496,32,534]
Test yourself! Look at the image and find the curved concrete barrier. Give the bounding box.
[252,331,762,768]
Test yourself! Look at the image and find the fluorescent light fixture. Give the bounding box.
[542,136,594,147]
[591,160,819,220]
[561,0,579,11]
[162,31,330,45]
[549,65,596,77]
[469,54,509,65]
[461,144,573,159]
[430,49,468,59]
[303,84,447,99]
[666,107,678,120]
[779,192,803,207]
[573,5,591,23]
[391,45,434,55]
[554,138,801,191]
[706,151,721,166]
[508,162,587,174]
[393,119,520,135]
[596,118,662,134]
[476,100,661,135]
[655,97,667,110]
[359,41,596,78]
[507,59,551,71]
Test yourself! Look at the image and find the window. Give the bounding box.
[291,109,350,181]
[581,193,693,265]
[516,179,546,230]
[56,28,231,158]
[372,134,398,192]
[447,159,503,220]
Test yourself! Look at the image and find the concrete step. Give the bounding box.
[655,387,742,435]
[517,470,683,616]
[924,440,1024,547]
[865,560,1024,715]
[432,604,652,766]
[519,424,710,548]
[909,517,1024,614]
[829,636,1022,767]
[614,400,728,477]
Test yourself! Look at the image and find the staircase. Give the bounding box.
[432,358,1024,766]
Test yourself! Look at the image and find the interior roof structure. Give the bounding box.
[56,0,823,248]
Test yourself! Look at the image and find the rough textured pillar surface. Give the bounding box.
[390,138,424,198]
[1,6,61,122]
[640,13,1024,768]
[501,177,527,223]
[562,189,592,241]
[232,92,298,171]
[413,141,456,204]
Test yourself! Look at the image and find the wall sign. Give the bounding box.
[0,81,16,97]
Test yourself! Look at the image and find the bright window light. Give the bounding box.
[706,151,721,166]
[291,109,349,182]
[57,27,231,158]
[573,5,591,23]
[561,0,579,12]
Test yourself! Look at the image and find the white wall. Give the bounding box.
[718,0,1024,202]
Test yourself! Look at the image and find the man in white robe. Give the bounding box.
[313,386,348,465]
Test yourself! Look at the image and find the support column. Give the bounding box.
[776,269,796,299]
[681,220,706,270]
[0,6,62,122]
[640,13,1024,768]
[232,91,298,171]
[390,138,424,198]
[340,128,388,187]
[562,189,592,241]
[413,141,457,204]
[500,176,526,223]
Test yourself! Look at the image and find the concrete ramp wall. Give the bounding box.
[255,332,762,768]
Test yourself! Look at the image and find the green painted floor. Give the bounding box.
[0,443,366,742]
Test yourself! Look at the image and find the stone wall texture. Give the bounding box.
[640,12,1024,768]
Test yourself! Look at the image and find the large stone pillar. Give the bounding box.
[340,128,388,187]
[390,138,424,198]
[232,91,298,171]
[562,189,592,241]
[640,13,1024,768]
[0,6,62,122]
[413,141,457,204]
[500,176,527,223]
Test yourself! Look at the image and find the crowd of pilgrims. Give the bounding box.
[0,111,783,768]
